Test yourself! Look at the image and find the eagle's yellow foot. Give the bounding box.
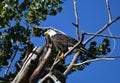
[58,53,64,60]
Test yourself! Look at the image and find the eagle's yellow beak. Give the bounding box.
[44,31,49,35]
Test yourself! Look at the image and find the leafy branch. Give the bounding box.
[4,42,20,78]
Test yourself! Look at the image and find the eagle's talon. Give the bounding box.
[58,53,64,60]
[58,55,64,60]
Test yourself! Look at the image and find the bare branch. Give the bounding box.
[39,68,65,83]
[50,51,61,72]
[12,46,44,83]
[29,47,52,83]
[83,16,120,45]
[106,0,112,22]
[63,52,80,76]
[97,56,120,58]
[84,32,120,39]
[106,0,116,56]
[74,57,115,66]
[29,35,54,83]
[39,73,61,83]
[73,0,80,40]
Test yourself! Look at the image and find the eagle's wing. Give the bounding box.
[51,34,77,52]
[51,34,89,54]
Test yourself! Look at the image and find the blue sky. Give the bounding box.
[40,0,120,83]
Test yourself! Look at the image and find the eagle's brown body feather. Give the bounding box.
[51,34,88,54]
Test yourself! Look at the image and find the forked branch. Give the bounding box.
[106,0,116,56]
[73,0,80,40]
[106,0,112,22]
[84,32,120,39]
[83,16,120,45]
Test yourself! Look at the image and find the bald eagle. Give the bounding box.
[44,29,88,59]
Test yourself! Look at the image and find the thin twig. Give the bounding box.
[84,32,120,39]
[50,51,61,72]
[39,72,61,83]
[74,57,116,66]
[106,0,116,56]
[73,0,80,40]
[83,16,120,45]
[63,52,80,76]
[39,73,50,83]
[106,0,112,22]
[97,56,120,58]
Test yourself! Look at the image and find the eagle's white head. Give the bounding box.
[44,29,57,37]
